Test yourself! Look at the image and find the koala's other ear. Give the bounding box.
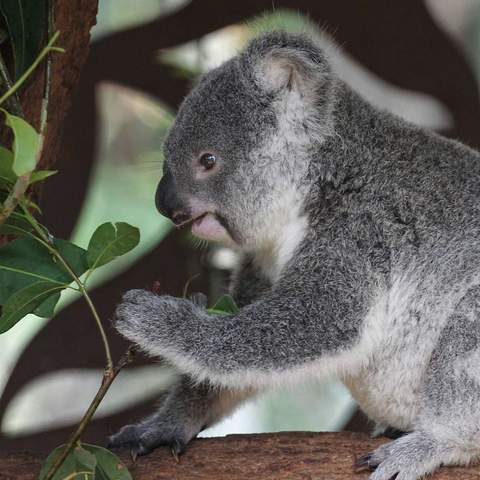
[242,32,330,97]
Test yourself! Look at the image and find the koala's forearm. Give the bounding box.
[116,249,372,389]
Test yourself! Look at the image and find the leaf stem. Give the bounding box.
[20,204,114,370]
[43,347,136,480]
[0,31,63,106]
[0,30,63,228]
[79,286,113,369]
[0,51,22,116]
[0,174,30,226]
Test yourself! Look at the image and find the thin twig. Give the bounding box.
[0,31,63,106]
[0,31,62,228]
[44,347,137,480]
[0,52,22,116]
[19,204,114,370]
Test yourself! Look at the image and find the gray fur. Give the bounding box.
[110,31,480,478]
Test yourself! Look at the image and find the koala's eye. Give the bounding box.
[199,153,216,170]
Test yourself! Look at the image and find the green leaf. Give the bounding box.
[87,222,140,270]
[0,237,88,331]
[1,110,40,176]
[29,169,57,184]
[83,444,132,480]
[0,280,63,333]
[34,291,61,318]
[23,196,42,213]
[0,211,36,237]
[39,444,97,480]
[0,145,16,183]
[0,0,46,79]
[208,294,240,315]
[0,237,87,302]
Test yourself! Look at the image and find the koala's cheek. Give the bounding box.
[192,213,229,242]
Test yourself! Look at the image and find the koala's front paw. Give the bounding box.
[114,289,155,339]
[114,289,182,344]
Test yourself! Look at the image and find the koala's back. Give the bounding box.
[331,89,480,431]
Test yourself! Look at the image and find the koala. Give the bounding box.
[109,31,480,480]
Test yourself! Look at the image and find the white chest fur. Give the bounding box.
[253,211,308,284]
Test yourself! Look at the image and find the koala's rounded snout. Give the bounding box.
[155,171,190,225]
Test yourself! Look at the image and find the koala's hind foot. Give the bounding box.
[108,376,253,459]
[107,391,203,459]
[107,416,188,460]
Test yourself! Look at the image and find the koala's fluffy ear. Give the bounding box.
[241,32,331,99]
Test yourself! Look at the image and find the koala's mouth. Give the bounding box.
[175,211,229,243]
[192,212,208,228]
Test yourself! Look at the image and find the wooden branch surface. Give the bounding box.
[1,432,479,479]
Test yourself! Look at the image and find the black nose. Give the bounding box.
[155,171,189,224]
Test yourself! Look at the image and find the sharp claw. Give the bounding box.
[130,449,138,463]
[171,446,180,463]
[171,439,184,463]
[354,453,375,472]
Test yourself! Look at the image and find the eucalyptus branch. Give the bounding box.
[44,347,136,480]
[0,31,62,228]
[0,52,22,116]
[20,204,114,370]
[0,4,137,479]
[0,175,30,225]
[0,31,63,106]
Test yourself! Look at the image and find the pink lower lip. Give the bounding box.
[191,212,228,241]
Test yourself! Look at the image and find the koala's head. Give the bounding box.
[156,31,336,249]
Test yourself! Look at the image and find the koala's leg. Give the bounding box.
[108,376,253,457]
[109,259,265,457]
[360,286,480,480]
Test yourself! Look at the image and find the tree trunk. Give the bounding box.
[0,0,97,247]
[21,0,98,171]
[1,432,479,479]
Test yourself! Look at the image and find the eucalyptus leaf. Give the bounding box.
[87,222,140,271]
[23,196,42,213]
[29,169,57,184]
[0,237,88,329]
[39,444,97,480]
[208,294,239,315]
[1,109,40,176]
[0,280,63,333]
[0,145,16,182]
[0,0,46,79]
[34,291,61,318]
[83,444,132,480]
[0,211,36,237]
[0,236,87,302]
